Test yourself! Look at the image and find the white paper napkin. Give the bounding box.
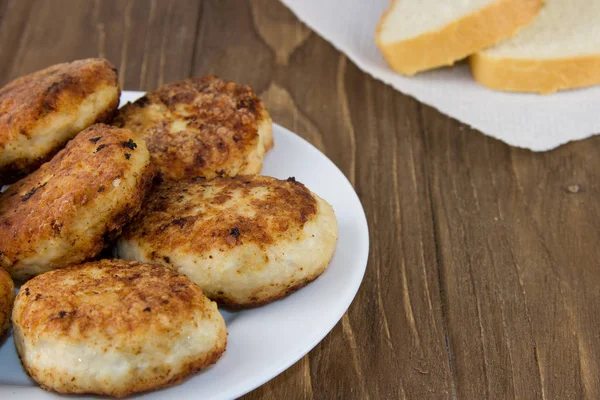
[280,0,600,151]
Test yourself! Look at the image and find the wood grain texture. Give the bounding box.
[0,0,599,399]
[419,107,600,399]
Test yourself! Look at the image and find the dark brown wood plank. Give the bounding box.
[0,0,33,81]
[333,64,453,399]
[0,0,201,90]
[192,0,274,92]
[420,104,600,399]
[242,1,453,398]
[95,0,201,90]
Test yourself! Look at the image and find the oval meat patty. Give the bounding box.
[117,175,338,308]
[0,124,153,281]
[113,76,273,181]
[0,268,13,337]
[0,58,120,184]
[12,259,227,397]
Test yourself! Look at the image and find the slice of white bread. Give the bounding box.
[470,1,600,94]
[376,0,542,76]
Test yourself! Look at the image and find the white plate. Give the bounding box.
[0,91,369,399]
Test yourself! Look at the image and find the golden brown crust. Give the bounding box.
[469,53,600,94]
[0,124,153,281]
[0,268,14,336]
[114,76,270,180]
[376,0,542,75]
[14,259,226,397]
[15,260,210,340]
[122,175,317,255]
[0,58,120,183]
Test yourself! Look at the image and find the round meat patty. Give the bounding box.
[0,268,14,337]
[0,58,120,184]
[12,259,227,397]
[113,76,273,181]
[0,124,153,281]
[117,175,338,308]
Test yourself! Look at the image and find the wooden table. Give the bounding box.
[1,1,599,398]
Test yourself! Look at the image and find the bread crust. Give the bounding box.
[0,58,120,183]
[114,76,272,181]
[470,52,600,94]
[376,0,542,75]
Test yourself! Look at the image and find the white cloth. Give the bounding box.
[280,0,600,151]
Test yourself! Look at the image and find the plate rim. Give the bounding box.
[0,91,370,399]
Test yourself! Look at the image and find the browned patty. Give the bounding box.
[0,58,120,184]
[0,268,13,337]
[118,175,338,308]
[113,76,273,181]
[0,124,153,281]
[12,259,227,397]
